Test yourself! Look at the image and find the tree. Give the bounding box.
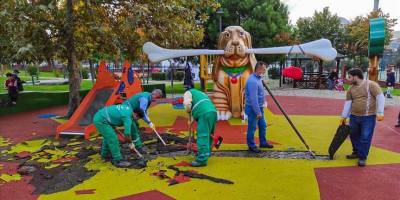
[1,0,220,116]
[296,7,345,53]
[344,9,397,58]
[204,0,292,63]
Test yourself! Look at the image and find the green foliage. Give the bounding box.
[81,68,89,79]
[204,0,292,63]
[344,9,397,58]
[151,72,167,80]
[0,90,90,116]
[53,70,61,78]
[26,64,39,76]
[173,71,185,81]
[296,7,346,54]
[142,84,166,98]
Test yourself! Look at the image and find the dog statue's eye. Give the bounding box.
[224,32,230,38]
[239,31,245,36]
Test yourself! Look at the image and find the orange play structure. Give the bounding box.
[56,60,142,139]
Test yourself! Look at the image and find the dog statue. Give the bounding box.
[212,26,257,120]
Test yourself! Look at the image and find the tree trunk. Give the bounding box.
[66,0,81,118]
[46,57,54,70]
[89,60,95,84]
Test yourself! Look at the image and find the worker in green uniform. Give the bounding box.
[93,104,145,168]
[183,88,217,167]
[123,89,163,149]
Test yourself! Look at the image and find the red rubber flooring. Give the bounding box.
[0,162,37,200]
[0,106,67,144]
[1,97,400,200]
[315,164,400,200]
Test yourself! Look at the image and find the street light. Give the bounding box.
[216,8,224,33]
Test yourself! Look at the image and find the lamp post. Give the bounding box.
[216,8,224,33]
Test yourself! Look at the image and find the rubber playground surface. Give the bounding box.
[1,96,400,200]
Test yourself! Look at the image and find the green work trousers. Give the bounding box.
[195,111,217,164]
[131,120,142,148]
[93,112,122,162]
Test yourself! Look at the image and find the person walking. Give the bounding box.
[340,68,385,167]
[384,65,395,98]
[244,61,273,153]
[328,68,339,90]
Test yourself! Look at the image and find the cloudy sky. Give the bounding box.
[282,0,400,30]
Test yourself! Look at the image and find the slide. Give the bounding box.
[56,60,142,139]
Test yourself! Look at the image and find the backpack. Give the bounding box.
[15,76,23,91]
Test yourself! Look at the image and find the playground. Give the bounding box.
[1,89,400,199]
[1,1,400,199]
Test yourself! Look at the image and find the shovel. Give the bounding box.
[152,127,167,146]
[186,115,193,155]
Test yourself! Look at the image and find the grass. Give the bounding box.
[165,82,214,94]
[0,78,94,93]
[343,83,400,96]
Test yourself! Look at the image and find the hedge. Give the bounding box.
[142,83,166,98]
[0,90,90,116]
[151,72,167,80]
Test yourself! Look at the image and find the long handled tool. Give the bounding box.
[129,143,143,158]
[187,115,193,154]
[262,80,315,158]
[152,127,167,146]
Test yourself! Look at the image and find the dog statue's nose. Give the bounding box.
[231,40,239,46]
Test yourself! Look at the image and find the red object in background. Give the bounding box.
[282,66,303,80]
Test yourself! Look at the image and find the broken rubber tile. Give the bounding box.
[18,166,36,175]
[45,164,60,169]
[75,189,96,195]
[151,170,170,179]
[15,151,31,159]
[0,173,22,182]
[168,173,190,186]
[174,161,191,167]
[67,142,82,146]
[53,156,78,164]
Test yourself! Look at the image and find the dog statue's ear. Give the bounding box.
[245,31,252,48]
[218,31,226,49]
[245,31,256,69]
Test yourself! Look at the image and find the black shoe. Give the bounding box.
[112,160,131,168]
[248,147,261,153]
[101,154,111,162]
[346,153,359,159]
[358,159,366,167]
[136,146,147,154]
[260,143,274,149]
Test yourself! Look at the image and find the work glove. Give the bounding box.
[128,142,135,150]
[185,104,192,113]
[125,136,132,144]
[340,118,347,125]
[187,116,194,126]
[377,115,384,121]
[149,122,155,129]
[256,114,262,120]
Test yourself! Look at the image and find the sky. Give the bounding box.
[282,0,400,31]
